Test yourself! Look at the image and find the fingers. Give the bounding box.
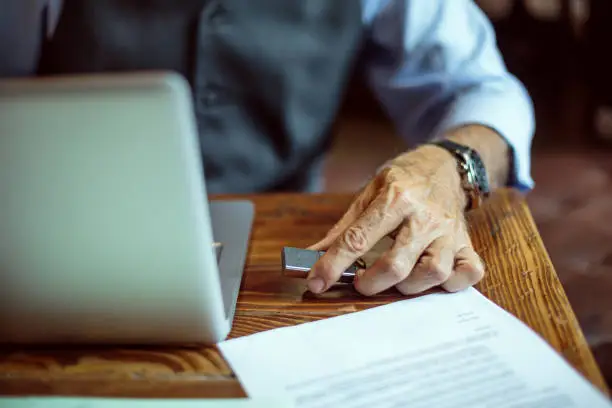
[307,192,405,293]
[441,246,485,292]
[356,233,484,296]
[353,222,437,296]
[305,165,486,296]
[394,236,455,295]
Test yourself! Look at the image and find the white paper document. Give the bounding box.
[218,288,611,408]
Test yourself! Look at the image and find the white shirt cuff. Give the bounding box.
[436,79,535,192]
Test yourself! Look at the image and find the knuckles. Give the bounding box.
[419,256,452,284]
[377,165,464,225]
[378,257,409,281]
[457,250,486,283]
[342,225,369,254]
[466,259,486,283]
[379,178,445,228]
[473,266,485,283]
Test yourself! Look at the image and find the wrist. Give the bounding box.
[418,145,469,211]
[444,125,509,190]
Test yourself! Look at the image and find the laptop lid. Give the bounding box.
[0,72,230,345]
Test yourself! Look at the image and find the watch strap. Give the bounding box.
[430,139,490,209]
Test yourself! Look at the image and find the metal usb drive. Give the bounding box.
[281,247,365,284]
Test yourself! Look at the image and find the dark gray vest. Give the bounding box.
[36,0,363,193]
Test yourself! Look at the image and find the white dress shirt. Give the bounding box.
[362,0,535,191]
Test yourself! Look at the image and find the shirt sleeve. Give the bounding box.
[361,0,535,191]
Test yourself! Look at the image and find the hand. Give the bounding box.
[307,144,485,296]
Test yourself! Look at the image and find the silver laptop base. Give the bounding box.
[209,200,254,323]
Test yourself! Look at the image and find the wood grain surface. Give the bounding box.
[0,189,607,398]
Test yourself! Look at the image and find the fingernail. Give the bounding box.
[307,277,326,293]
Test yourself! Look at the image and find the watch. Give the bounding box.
[430,140,490,210]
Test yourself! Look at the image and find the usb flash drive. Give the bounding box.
[281,247,365,284]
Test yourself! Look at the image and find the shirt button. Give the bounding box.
[208,3,230,25]
[198,84,231,108]
[200,90,219,107]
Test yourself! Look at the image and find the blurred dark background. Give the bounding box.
[323,0,612,386]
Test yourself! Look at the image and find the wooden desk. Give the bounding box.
[0,190,607,397]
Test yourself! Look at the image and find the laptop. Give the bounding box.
[0,72,254,345]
